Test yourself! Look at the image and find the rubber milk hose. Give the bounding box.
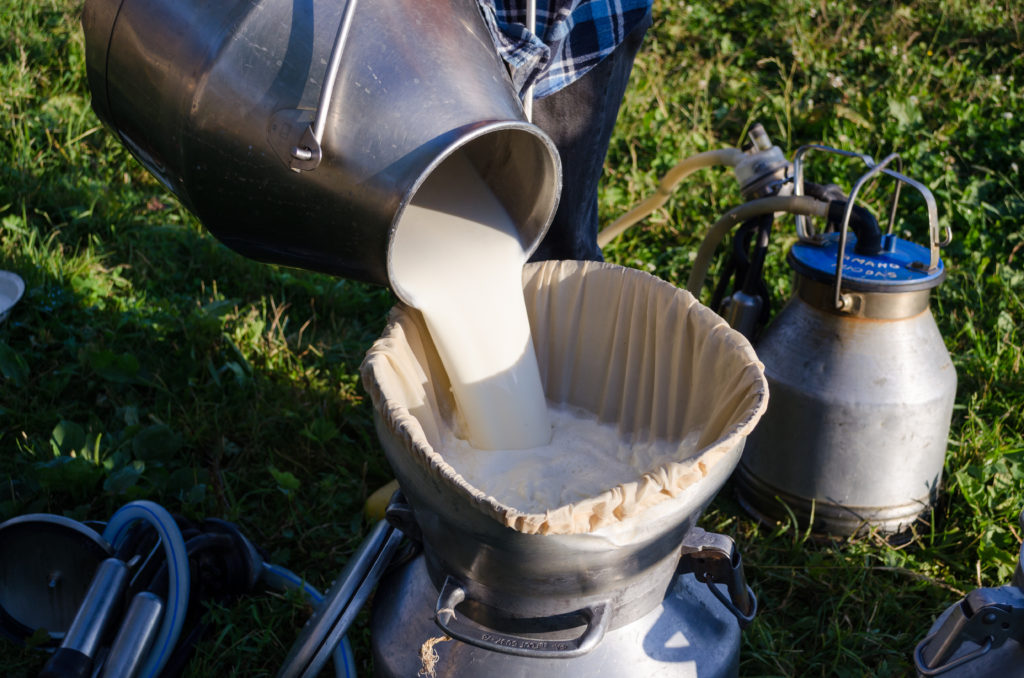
[685,195,831,297]
[102,500,190,678]
[596,148,746,248]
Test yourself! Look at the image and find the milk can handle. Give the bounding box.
[793,144,952,254]
[676,527,758,628]
[792,144,952,312]
[434,577,611,658]
[289,0,360,172]
[832,153,946,310]
[913,586,1024,676]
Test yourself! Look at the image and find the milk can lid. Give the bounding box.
[789,232,946,292]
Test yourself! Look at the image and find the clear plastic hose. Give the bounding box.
[685,195,831,297]
[597,148,746,248]
[102,501,190,678]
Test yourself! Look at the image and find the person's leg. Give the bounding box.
[528,9,653,262]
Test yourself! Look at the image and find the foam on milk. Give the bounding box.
[390,150,552,450]
[442,404,703,514]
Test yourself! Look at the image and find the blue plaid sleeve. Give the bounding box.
[478,0,653,99]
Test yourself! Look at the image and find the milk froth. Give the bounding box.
[442,404,702,514]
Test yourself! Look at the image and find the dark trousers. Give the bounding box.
[528,9,653,262]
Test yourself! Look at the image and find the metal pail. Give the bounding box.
[82,0,561,289]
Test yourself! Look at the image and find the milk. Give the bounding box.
[389,153,699,509]
[390,150,552,450]
[442,404,702,514]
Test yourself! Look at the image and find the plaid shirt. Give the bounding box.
[478,0,652,99]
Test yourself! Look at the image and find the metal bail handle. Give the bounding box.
[792,144,952,311]
[434,577,611,659]
[790,144,950,311]
[289,0,360,172]
[793,144,883,242]
[793,144,952,253]
[676,527,758,628]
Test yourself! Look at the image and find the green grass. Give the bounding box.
[2,0,1023,676]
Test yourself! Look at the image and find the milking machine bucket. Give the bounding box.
[913,510,1024,677]
[81,0,560,288]
[730,146,956,536]
[616,129,957,536]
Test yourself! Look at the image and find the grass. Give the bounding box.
[2,0,1023,676]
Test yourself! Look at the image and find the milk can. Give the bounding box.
[81,0,560,289]
[735,150,957,535]
[359,260,769,678]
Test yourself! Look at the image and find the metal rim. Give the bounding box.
[0,270,25,321]
[0,514,113,643]
[733,464,932,537]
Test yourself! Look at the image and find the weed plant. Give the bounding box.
[2,0,1022,676]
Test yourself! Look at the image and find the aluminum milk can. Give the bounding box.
[736,158,957,535]
[81,0,560,289]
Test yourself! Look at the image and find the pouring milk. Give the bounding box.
[387,149,704,514]
[390,150,552,450]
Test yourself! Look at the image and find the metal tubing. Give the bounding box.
[278,519,395,678]
[299,527,405,678]
[101,592,165,678]
[61,558,129,657]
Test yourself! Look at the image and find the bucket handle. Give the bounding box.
[793,144,952,256]
[832,152,945,310]
[289,0,360,172]
[434,577,611,659]
[794,144,951,311]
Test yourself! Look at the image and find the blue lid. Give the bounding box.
[789,233,945,292]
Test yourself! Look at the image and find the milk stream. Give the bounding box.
[389,151,699,508]
[390,150,552,450]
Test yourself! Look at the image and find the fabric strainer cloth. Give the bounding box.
[360,260,768,536]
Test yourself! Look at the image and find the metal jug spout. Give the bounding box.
[81,0,561,289]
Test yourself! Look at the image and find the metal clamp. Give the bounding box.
[914,586,1024,675]
[676,528,758,628]
[434,578,611,659]
[289,0,360,172]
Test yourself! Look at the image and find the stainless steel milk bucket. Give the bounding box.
[736,233,956,535]
[361,260,767,676]
[81,0,560,288]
